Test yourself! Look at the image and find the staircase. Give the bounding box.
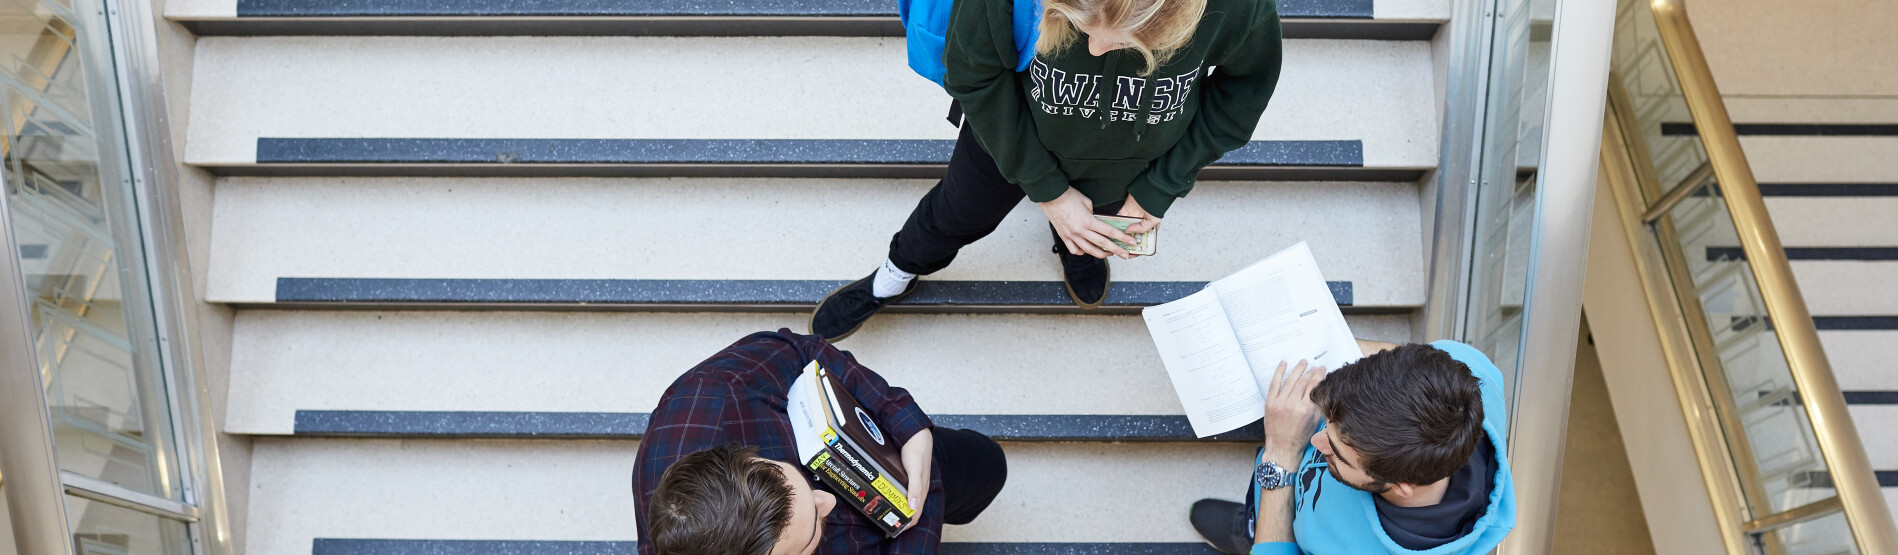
[1713,124,1898,526]
[168,0,1450,552]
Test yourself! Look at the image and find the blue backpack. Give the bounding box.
[901,0,1043,86]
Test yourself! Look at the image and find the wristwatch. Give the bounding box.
[1254,460,1292,491]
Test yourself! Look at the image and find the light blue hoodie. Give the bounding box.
[1249,340,1517,555]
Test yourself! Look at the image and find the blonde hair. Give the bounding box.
[1037,0,1208,76]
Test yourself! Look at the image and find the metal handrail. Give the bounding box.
[1647,0,1898,552]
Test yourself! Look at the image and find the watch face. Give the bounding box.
[1256,462,1289,490]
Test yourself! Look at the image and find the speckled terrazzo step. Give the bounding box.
[170,0,1445,40]
[205,178,1428,307]
[311,539,1223,555]
[241,438,1258,552]
[182,36,1442,171]
[221,310,1414,435]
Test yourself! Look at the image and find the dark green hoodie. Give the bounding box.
[943,0,1284,217]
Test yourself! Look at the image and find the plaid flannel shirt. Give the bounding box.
[632,329,940,555]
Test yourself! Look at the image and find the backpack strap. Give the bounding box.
[1011,0,1043,72]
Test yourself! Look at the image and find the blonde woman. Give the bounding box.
[811,0,1284,340]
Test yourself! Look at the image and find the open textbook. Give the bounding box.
[1142,242,1363,437]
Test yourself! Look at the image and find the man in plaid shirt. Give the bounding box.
[633,330,1008,555]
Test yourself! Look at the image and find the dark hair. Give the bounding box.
[1310,343,1486,486]
[647,444,796,555]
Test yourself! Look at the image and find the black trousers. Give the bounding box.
[931,426,1007,525]
[887,124,1124,275]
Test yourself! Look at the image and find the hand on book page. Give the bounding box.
[1262,360,1326,457]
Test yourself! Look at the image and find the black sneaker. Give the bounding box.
[1189,498,1251,555]
[1056,247,1111,309]
[809,271,918,342]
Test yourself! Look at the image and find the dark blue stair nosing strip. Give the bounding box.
[1660,123,1898,137]
[1816,316,1898,330]
[1843,391,1898,405]
[1758,183,1898,197]
[1762,391,1898,407]
[292,411,1265,442]
[239,0,1371,19]
[1731,316,1898,332]
[254,138,1364,168]
[1705,247,1898,262]
[315,539,640,555]
[182,19,1438,41]
[295,411,651,438]
[274,278,1353,308]
[1794,471,1898,489]
[313,539,1222,555]
[1689,183,1898,198]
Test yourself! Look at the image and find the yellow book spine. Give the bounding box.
[869,474,914,517]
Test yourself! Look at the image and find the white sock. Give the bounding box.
[872,259,917,298]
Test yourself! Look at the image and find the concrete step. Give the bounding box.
[242,437,1257,553]
[1715,135,1898,185]
[1673,196,1898,248]
[223,310,1412,434]
[1788,262,1898,316]
[1744,136,1898,188]
[169,0,1446,40]
[183,36,1440,173]
[205,177,1427,307]
[1762,196,1898,247]
[1854,405,1897,470]
[1658,123,1898,184]
[1821,330,1898,392]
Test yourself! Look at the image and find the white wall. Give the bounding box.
[1584,172,1730,554]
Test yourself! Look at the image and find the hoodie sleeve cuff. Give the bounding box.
[1250,542,1301,555]
[1128,182,1181,219]
[1017,170,1070,204]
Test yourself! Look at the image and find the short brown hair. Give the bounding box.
[1310,344,1486,486]
[647,444,795,555]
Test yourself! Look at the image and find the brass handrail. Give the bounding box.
[1648,0,1898,552]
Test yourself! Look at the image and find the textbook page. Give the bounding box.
[1210,242,1362,397]
[1141,287,1263,437]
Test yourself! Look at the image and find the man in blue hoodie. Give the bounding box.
[1189,340,1517,554]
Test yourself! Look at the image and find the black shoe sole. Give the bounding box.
[808,276,916,343]
[1061,260,1111,310]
